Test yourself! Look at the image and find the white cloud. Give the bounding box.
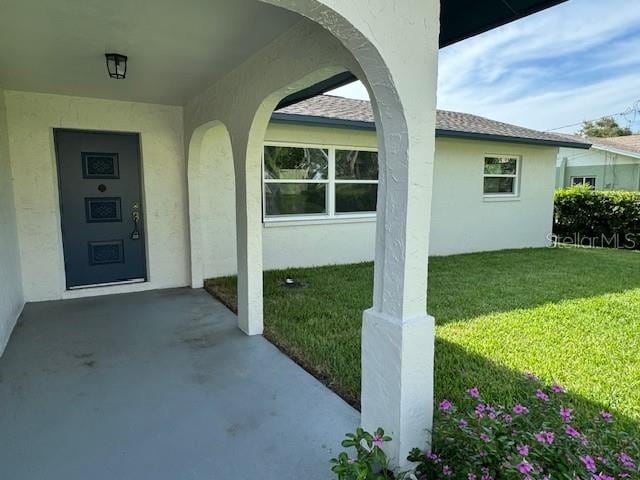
[327,0,640,133]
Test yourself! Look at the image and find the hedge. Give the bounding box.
[553,185,640,249]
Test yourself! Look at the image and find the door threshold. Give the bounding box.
[68,278,146,290]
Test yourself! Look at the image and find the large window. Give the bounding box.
[483,155,520,197]
[263,144,378,221]
[571,176,596,188]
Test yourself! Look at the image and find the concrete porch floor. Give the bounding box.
[0,288,358,479]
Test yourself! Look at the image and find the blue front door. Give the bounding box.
[54,130,147,288]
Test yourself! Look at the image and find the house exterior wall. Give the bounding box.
[4,91,189,302]
[0,88,24,355]
[3,91,559,300]
[431,138,557,255]
[200,122,558,279]
[557,147,640,191]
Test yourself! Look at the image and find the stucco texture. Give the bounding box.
[199,123,558,279]
[0,88,24,355]
[5,91,189,301]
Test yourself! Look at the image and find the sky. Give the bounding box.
[328,0,640,134]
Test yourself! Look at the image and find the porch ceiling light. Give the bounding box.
[105,53,128,79]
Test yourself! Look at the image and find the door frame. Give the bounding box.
[53,128,149,290]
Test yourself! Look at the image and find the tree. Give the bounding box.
[579,117,632,137]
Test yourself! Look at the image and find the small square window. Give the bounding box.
[571,176,596,188]
[483,156,520,196]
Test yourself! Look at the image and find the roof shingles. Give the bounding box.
[274,95,590,149]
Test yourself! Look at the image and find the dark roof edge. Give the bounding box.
[441,0,568,48]
[271,112,375,130]
[276,72,356,110]
[436,129,592,149]
[270,113,592,149]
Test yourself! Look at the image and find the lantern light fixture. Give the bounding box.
[105,53,128,79]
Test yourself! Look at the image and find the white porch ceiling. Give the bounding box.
[0,0,300,105]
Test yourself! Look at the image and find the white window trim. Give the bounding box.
[570,175,597,187]
[262,141,379,223]
[482,154,521,199]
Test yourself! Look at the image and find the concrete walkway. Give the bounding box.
[0,288,358,479]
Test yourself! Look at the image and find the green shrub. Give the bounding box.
[553,186,640,249]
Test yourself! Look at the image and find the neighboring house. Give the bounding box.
[199,95,589,278]
[556,134,640,190]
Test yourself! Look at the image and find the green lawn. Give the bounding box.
[205,247,640,435]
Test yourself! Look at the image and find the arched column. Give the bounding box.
[184,2,440,466]
[262,0,440,468]
[187,120,235,289]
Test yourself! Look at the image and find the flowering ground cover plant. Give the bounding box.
[408,375,639,480]
[331,427,394,480]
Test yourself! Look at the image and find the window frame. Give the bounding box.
[570,176,597,188]
[482,154,521,199]
[262,141,378,223]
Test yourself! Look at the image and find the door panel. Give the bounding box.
[54,130,146,288]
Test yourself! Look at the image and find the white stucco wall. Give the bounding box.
[199,122,558,278]
[4,91,558,300]
[0,88,24,354]
[5,91,189,302]
[431,138,557,255]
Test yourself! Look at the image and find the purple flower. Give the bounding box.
[535,389,550,401]
[458,419,468,429]
[551,383,566,393]
[479,433,491,443]
[591,474,614,480]
[580,455,596,472]
[428,452,441,464]
[513,404,529,414]
[443,465,453,477]
[599,410,614,423]
[517,444,529,456]
[468,387,480,398]
[565,425,580,438]
[475,403,486,418]
[534,431,555,444]
[616,452,636,470]
[503,414,513,423]
[517,460,533,474]
[439,399,452,411]
[467,474,477,480]
[560,406,572,421]
[372,434,384,448]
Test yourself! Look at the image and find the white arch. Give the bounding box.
[187,120,234,289]
[184,1,440,467]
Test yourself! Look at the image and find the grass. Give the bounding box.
[205,247,640,435]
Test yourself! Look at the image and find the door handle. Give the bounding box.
[130,206,141,240]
